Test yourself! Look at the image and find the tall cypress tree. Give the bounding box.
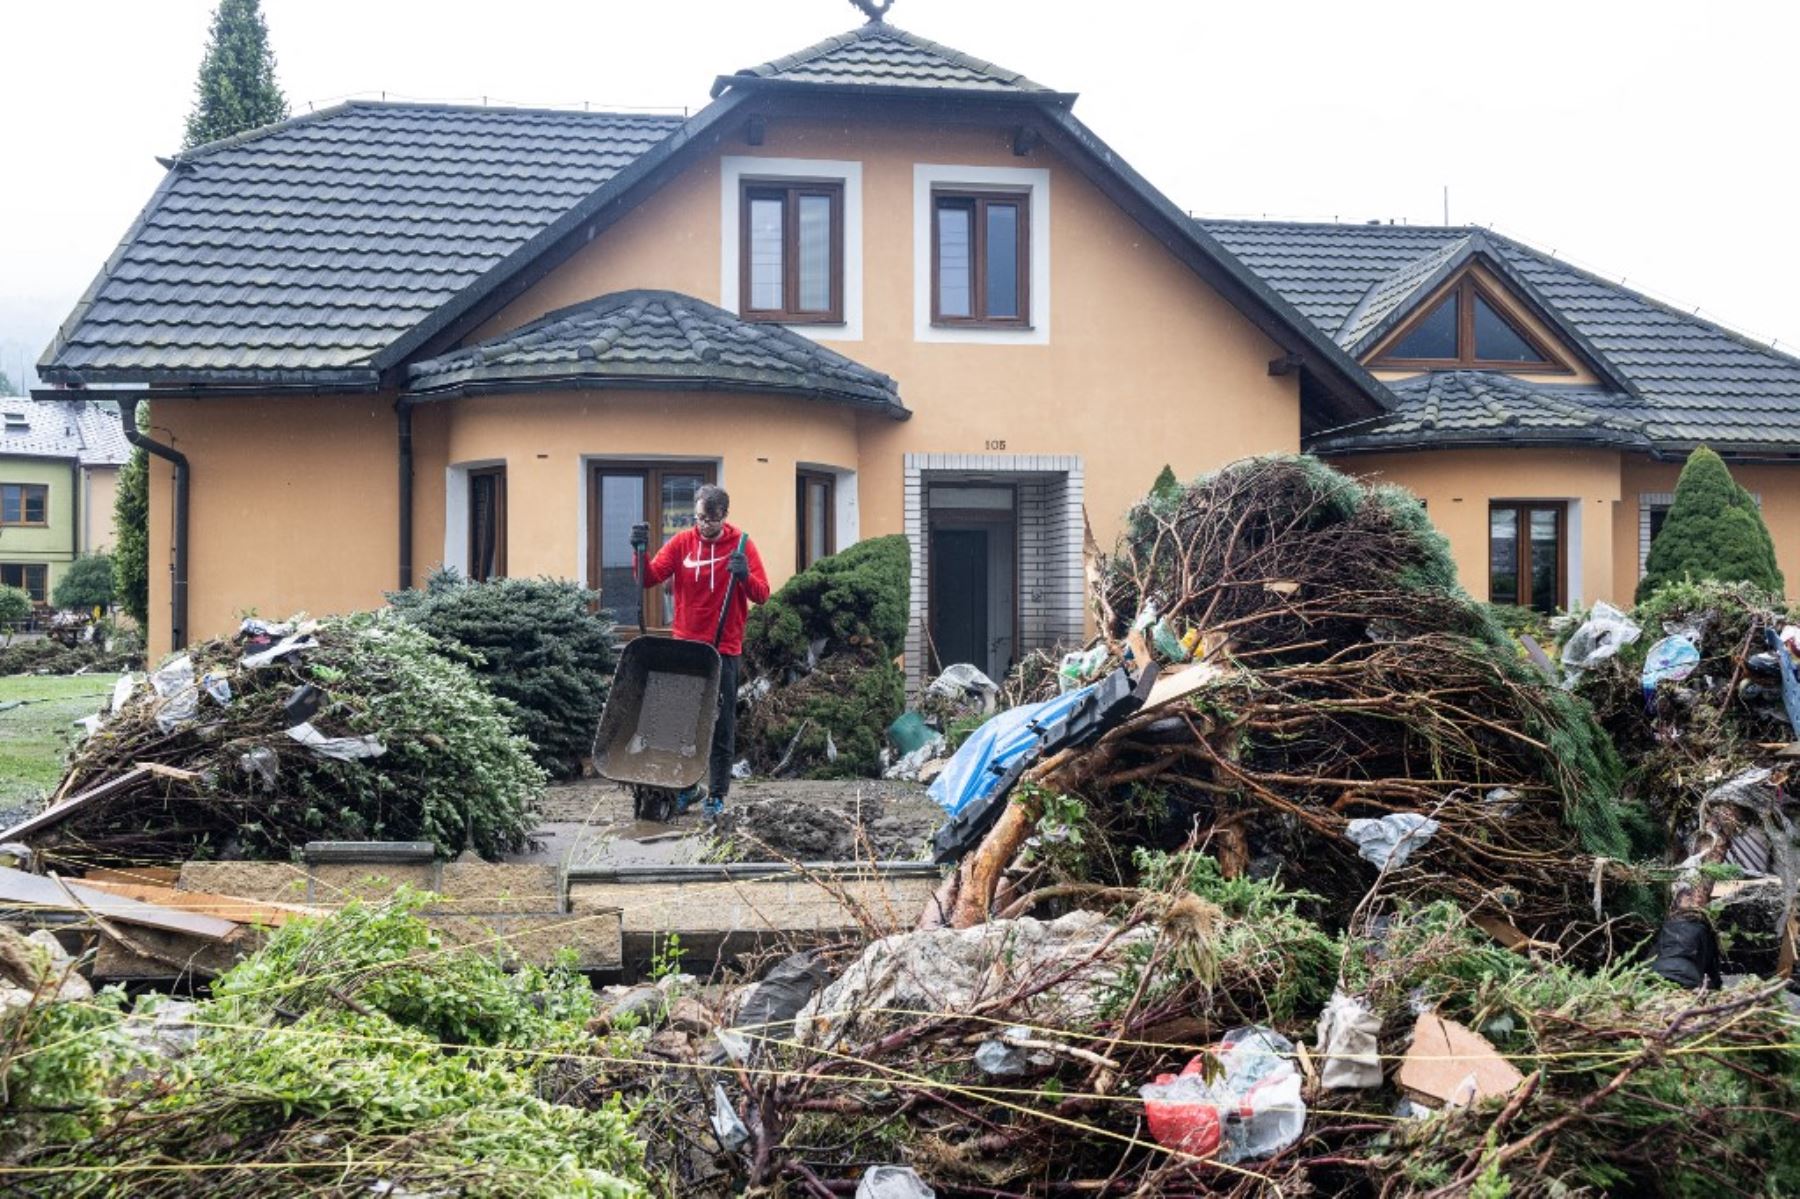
[182,0,288,151]
[113,407,151,627]
[1637,446,1785,601]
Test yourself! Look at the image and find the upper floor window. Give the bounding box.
[1375,275,1562,371]
[932,190,1029,327]
[0,483,47,526]
[740,180,843,324]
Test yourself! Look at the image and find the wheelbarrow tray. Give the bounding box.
[592,635,722,790]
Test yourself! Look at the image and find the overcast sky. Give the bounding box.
[4,0,1798,391]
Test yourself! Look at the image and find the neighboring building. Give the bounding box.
[34,18,1800,669]
[0,398,128,606]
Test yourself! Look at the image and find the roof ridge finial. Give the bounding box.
[847,0,894,24]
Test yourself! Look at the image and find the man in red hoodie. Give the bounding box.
[630,484,770,814]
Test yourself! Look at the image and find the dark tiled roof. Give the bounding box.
[1201,219,1800,454]
[0,399,130,465]
[41,103,685,381]
[405,290,906,416]
[715,22,1059,98]
[1309,372,1651,453]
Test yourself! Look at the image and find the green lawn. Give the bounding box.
[0,674,115,811]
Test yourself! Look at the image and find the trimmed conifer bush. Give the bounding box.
[388,571,618,779]
[51,553,114,612]
[1637,446,1784,602]
[743,534,910,674]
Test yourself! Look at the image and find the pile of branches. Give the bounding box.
[26,612,544,867]
[740,535,909,779]
[969,456,1649,939]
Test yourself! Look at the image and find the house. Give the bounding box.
[0,397,128,606]
[35,18,1800,672]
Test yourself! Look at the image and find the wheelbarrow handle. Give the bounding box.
[712,532,749,649]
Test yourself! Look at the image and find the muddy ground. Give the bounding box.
[522,777,942,867]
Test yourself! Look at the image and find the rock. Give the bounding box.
[667,996,718,1035]
[591,984,664,1030]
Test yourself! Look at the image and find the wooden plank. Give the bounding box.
[0,767,149,843]
[140,762,200,782]
[76,878,322,928]
[80,866,180,887]
[0,866,237,940]
[1143,659,1230,710]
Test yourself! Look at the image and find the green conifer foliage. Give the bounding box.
[182,0,288,151]
[112,408,150,627]
[1636,446,1784,602]
[1150,464,1181,503]
[51,554,114,612]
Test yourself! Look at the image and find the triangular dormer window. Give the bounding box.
[1373,273,1566,371]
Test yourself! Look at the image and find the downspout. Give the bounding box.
[396,398,414,590]
[120,399,188,651]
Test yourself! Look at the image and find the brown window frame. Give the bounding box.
[1488,501,1568,612]
[0,483,48,527]
[796,470,836,572]
[930,188,1031,329]
[588,460,718,636]
[0,562,48,603]
[468,466,507,583]
[1373,274,1568,373]
[739,179,845,324]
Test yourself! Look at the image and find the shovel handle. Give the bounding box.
[712,533,749,649]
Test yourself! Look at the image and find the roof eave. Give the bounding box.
[35,366,383,390]
[402,371,909,419]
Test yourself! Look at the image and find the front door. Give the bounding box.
[930,527,990,672]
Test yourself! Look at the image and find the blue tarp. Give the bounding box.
[929,682,1098,819]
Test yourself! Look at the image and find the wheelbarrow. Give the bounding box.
[591,533,745,822]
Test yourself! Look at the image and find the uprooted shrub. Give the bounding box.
[974,455,1650,937]
[0,895,649,1196]
[739,536,909,779]
[38,611,544,864]
[388,569,618,779]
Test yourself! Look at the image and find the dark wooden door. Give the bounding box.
[930,527,989,670]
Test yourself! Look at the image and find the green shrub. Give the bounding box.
[0,585,30,630]
[742,651,906,779]
[744,534,909,674]
[1637,446,1784,601]
[389,570,618,780]
[51,553,114,611]
[113,410,150,626]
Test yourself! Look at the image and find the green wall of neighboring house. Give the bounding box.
[0,455,80,601]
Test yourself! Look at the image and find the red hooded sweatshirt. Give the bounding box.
[643,521,770,656]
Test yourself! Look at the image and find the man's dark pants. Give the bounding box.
[710,653,739,800]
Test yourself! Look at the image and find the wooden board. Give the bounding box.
[1143,659,1230,710]
[0,866,237,940]
[75,878,322,928]
[1397,1012,1524,1108]
[81,866,180,887]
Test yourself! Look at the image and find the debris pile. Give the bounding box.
[11,612,544,866]
[944,455,1645,938]
[739,535,909,779]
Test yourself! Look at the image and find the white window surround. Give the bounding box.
[797,461,861,551]
[719,156,863,343]
[914,163,1051,345]
[443,459,506,577]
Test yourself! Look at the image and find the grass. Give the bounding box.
[0,672,113,810]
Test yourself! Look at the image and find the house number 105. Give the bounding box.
[984,439,1007,450]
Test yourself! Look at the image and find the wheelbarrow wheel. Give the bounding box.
[632,786,678,824]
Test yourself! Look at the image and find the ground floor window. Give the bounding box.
[590,461,715,632]
[0,563,48,602]
[796,471,835,571]
[468,467,507,582]
[1489,502,1565,612]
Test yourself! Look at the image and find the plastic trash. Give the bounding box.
[926,664,1000,715]
[109,673,136,714]
[883,735,946,781]
[857,1166,935,1199]
[1640,634,1701,708]
[1150,619,1190,663]
[1141,1027,1305,1164]
[1315,991,1383,1089]
[286,721,386,761]
[973,1026,1056,1076]
[734,952,830,1043]
[1345,813,1439,870]
[1771,628,1800,739]
[886,710,936,756]
[731,759,752,780]
[149,655,199,733]
[1560,601,1641,680]
[1057,645,1109,691]
[239,618,296,639]
[243,633,320,669]
[201,672,233,706]
[710,1083,749,1151]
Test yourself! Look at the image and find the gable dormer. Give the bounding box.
[1363,262,1592,381]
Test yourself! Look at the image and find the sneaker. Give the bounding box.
[674,785,705,815]
[703,795,724,820]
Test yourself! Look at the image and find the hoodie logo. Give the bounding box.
[681,552,730,571]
